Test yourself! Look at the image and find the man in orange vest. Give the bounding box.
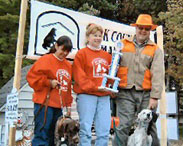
[113,14,164,146]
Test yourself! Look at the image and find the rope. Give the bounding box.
[33,87,51,131]
[59,84,70,118]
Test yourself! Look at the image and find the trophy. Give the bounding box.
[99,41,124,93]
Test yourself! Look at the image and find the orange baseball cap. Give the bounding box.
[131,14,158,30]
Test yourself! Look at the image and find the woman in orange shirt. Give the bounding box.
[27,36,73,146]
[73,23,112,146]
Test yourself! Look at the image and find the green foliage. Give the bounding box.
[110,0,166,25]
[158,0,183,87]
[78,3,100,16]
[134,0,167,15]
[0,53,15,87]
[40,0,80,10]
[0,0,32,88]
[40,0,117,19]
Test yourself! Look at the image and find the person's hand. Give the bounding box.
[148,98,158,110]
[98,86,109,92]
[63,107,71,118]
[110,93,117,98]
[66,107,71,118]
[50,79,60,89]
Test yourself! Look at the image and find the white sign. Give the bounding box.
[157,92,177,114]
[156,118,179,140]
[5,92,19,123]
[28,0,157,60]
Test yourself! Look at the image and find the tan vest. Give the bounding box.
[117,39,158,90]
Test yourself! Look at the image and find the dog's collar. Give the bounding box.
[60,117,71,126]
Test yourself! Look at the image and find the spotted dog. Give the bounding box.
[127,109,158,146]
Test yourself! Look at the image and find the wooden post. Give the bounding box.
[8,126,16,146]
[13,0,28,89]
[9,0,28,145]
[156,26,167,146]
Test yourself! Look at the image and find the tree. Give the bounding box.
[114,0,166,24]
[158,0,183,90]
[0,0,33,87]
[40,0,118,17]
[0,0,20,87]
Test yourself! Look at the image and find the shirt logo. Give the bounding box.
[92,58,108,77]
[56,69,70,91]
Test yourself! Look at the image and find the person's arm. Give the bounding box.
[26,57,51,91]
[148,98,158,109]
[148,47,165,109]
[73,51,98,92]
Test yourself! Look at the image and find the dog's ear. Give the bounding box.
[63,121,70,133]
[66,120,79,133]
[58,124,65,137]
[129,125,135,136]
[55,117,65,138]
[75,121,80,132]
[152,112,158,122]
[57,117,71,137]
[147,112,158,135]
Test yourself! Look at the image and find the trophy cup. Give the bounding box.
[99,41,124,93]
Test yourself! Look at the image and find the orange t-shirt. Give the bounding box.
[73,47,112,96]
[26,54,73,108]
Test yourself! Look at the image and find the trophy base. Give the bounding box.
[99,74,120,93]
[98,86,119,93]
[103,74,120,81]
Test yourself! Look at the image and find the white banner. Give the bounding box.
[28,0,157,60]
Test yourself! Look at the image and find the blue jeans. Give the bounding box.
[77,94,111,146]
[32,103,62,146]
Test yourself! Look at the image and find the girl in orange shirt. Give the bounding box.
[27,36,73,146]
[73,23,111,146]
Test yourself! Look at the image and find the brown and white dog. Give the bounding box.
[127,109,158,146]
[55,116,79,146]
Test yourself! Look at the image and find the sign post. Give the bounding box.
[5,90,18,146]
[157,26,167,146]
[7,0,28,145]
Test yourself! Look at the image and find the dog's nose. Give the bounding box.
[147,113,150,118]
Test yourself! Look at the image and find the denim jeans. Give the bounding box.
[32,103,62,146]
[77,94,111,146]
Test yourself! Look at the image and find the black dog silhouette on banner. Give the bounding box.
[42,28,56,50]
